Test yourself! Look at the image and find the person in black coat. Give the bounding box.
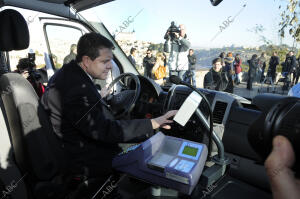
[143,49,156,78]
[295,55,300,84]
[127,47,137,68]
[41,33,176,181]
[247,54,258,90]
[187,49,197,86]
[204,58,228,91]
[269,52,279,82]
[284,51,297,74]
[258,52,267,82]
[224,52,234,93]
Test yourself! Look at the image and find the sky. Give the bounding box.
[81,0,295,49]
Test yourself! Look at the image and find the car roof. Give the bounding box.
[0,0,114,19]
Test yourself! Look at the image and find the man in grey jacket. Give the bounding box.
[164,24,191,80]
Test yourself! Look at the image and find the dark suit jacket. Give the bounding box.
[127,55,136,67]
[41,60,153,177]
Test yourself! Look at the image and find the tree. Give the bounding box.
[278,0,300,42]
[248,24,273,45]
[148,43,164,52]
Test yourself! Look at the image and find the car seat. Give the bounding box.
[0,9,68,199]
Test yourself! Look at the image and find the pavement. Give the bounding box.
[233,81,289,100]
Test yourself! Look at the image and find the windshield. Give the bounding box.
[81,0,297,99]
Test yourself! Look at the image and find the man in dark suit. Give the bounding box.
[41,33,176,180]
[127,47,137,68]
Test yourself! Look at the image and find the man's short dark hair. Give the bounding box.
[252,54,258,59]
[212,58,222,65]
[17,58,30,70]
[189,49,194,52]
[76,32,114,63]
[70,44,77,52]
[130,47,136,54]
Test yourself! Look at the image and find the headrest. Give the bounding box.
[0,9,29,51]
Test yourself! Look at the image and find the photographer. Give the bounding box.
[164,23,191,80]
[16,57,45,97]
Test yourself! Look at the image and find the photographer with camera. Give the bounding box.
[164,23,191,81]
[16,51,45,97]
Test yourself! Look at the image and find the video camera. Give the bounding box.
[165,21,180,41]
[248,95,300,176]
[17,50,41,81]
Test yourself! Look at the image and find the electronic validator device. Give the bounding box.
[112,132,208,195]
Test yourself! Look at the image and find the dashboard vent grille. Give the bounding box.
[213,101,227,124]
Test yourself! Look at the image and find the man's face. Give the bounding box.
[84,48,113,80]
[289,52,294,56]
[213,62,222,72]
[146,51,152,57]
[72,45,77,54]
[179,24,186,37]
[189,50,193,55]
[132,50,136,56]
[20,68,29,79]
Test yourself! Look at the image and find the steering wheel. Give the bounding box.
[106,73,140,119]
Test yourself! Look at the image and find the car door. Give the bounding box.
[40,17,90,77]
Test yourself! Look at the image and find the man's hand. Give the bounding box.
[100,85,112,98]
[265,136,300,199]
[151,110,178,130]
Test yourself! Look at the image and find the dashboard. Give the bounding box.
[129,75,282,198]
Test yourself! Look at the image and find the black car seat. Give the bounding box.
[0,9,66,199]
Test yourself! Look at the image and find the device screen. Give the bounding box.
[182,146,198,157]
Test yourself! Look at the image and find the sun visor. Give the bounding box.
[37,0,65,3]
[70,0,114,12]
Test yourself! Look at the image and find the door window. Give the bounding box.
[45,25,83,69]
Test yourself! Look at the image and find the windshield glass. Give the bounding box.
[81,0,297,99]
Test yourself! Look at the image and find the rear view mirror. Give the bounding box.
[210,0,223,6]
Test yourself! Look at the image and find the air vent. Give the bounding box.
[213,101,228,124]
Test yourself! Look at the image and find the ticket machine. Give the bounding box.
[112,132,208,195]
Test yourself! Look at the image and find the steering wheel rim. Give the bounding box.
[107,73,140,119]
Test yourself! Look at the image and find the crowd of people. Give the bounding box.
[125,24,300,93]
[246,51,300,91]
[127,24,198,86]
[203,50,300,93]
[203,52,242,92]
